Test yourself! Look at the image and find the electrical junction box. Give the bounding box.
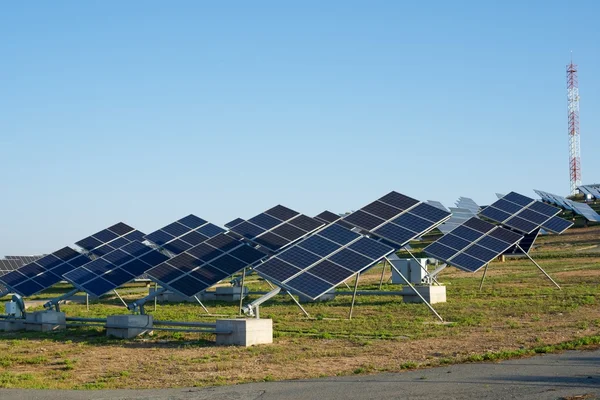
[388,254,428,284]
[5,301,22,318]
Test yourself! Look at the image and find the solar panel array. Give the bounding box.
[424,217,524,272]
[480,192,573,234]
[455,197,481,215]
[426,200,448,212]
[63,215,225,298]
[63,241,170,297]
[342,192,451,247]
[75,222,145,257]
[578,184,600,200]
[534,189,575,211]
[0,247,92,297]
[437,207,478,235]
[314,210,342,224]
[254,223,395,299]
[144,215,226,255]
[0,255,45,275]
[145,206,323,298]
[228,205,324,252]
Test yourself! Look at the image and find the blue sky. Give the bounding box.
[1,1,599,255]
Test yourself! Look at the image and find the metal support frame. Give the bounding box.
[238,267,246,315]
[242,287,281,318]
[479,263,489,291]
[127,287,167,314]
[43,289,78,312]
[285,290,310,318]
[378,259,387,289]
[385,256,443,322]
[426,263,448,282]
[517,244,561,289]
[194,296,210,314]
[402,245,440,285]
[348,273,360,320]
[113,290,127,308]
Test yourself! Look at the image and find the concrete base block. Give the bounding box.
[299,288,336,303]
[0,319,25,331]
[25,311,66,332]
[215,318,273,347]
[106,314,153,339]
[215,287,248,302]
[403,285,446,304]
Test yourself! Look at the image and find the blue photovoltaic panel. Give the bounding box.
[145,215,225,255]
[254,220,394,300]
[343,191,451,247]
[541,216,574,233]
[0,247,92,297]
[146,231,269,297]
[229,206,325,252]
[75,222,136,255]
[314,211,341,224]
[225,218,245,229]
[64,241,169,297]
[423,217,524,273]
[480,192,570,236]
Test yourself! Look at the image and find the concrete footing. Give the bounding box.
[106,314,153,339]
[25,311,66,332]
[403,285,446,304]
[0,319,25,331]
[215,319,273,347]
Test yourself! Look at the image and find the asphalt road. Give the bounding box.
[1,349,599,400]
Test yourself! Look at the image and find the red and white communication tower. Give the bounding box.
[567,59,581,195]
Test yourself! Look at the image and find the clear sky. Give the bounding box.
[1,1,599,255]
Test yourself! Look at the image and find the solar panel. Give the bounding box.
[437,207,478,235]
[424,217,524,273]
[455,197,481,215]
[578,184,600,200]
[254,222,395,300]
[63,241,170,297]
[480,191,572,234]
[229,205,325,252]
[568,202,600,223]
[144,215,226,255]
[0,247,92,297]
[224,218,245,229]
[75,222,145,257]
[314,210,341,224]
[342,191,451,247]
[426,200,449,212]
[146,232,268,297]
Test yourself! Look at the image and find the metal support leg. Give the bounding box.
[86,293,89,311]
[349,273,360,320]
[239,268,246,315]
[386,257,444,322]
[379,259,387,290]
[194,296,210,314]
[113,290,128,308]
[403,246,440,285]
[286,290,310,318]
[479,263,489,291]
[154,282,158,311]
[343,281,351,290]
[517,244,561,289]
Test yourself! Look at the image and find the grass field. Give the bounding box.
[0,225,599,389]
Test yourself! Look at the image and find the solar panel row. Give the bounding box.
[75,222,145,257]
[424,217,524,272]
[144,215,226,255]
[254,222,395,299]
[343,192,451,247]
[0,247,92,297]
[480,192,572,234]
